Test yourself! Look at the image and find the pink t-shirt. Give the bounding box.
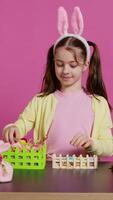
[46,89,94,159]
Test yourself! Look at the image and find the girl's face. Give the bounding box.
[54,47,88,92]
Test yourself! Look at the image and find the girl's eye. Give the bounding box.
[56,63,64,67]
[70,64,78,68]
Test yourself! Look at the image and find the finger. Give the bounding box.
[70,134,82,145]
[71,135,85,147]
[9,129,15,144]
[14,128,20,142]
[74,138,87,148]
[78,140,88,148]
[83,140,93,148]
[2,129,9,143]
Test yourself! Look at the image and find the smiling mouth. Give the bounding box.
[62,77,72,79]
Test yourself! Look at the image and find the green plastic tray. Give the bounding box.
[2,143,46,169]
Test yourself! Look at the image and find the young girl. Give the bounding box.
[2,7,113,158]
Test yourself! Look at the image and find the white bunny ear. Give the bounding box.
[71,6,84,35]
[58,7,68,35]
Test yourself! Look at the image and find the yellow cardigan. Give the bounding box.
[13,93,113,156]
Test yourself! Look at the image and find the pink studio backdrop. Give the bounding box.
[0,0,113,160]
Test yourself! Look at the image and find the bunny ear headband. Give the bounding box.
[54,6,90,61]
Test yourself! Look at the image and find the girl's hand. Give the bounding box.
[2,125,20,144]
[70,134,93,149]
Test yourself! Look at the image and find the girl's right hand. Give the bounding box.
[2,125,20,144]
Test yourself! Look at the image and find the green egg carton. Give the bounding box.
[2,143,46,169]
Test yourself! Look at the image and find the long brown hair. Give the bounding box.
[39,37,112,111]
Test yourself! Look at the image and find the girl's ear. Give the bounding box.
[83,61,89,72]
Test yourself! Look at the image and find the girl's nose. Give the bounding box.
[63,65,70,74]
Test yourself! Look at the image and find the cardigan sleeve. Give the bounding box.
[91,97,113,156]
[14,95,38,137]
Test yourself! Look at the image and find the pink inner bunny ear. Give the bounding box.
[58,6,68,35]
[71,6,84,35]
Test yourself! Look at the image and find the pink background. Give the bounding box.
[0,0,113,160]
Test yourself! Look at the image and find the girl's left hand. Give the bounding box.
[70,134,93,149]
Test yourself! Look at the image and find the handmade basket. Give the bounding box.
[2,143,46,169]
